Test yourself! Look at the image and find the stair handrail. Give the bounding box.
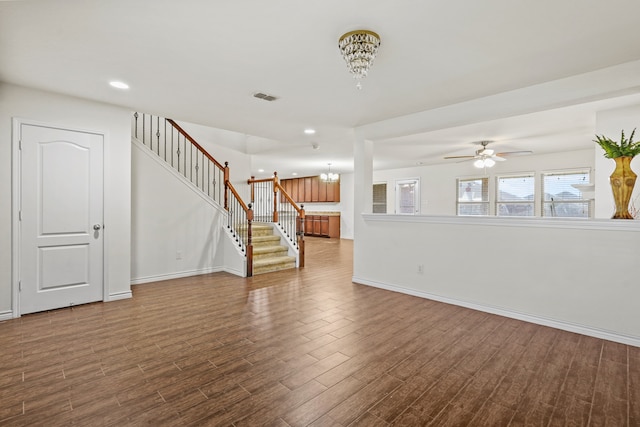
[248,172,305,268]
[133,112,254,276]
[165,119,225,170]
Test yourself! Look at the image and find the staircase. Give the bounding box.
[251,223,296,275]
[133,113,304,278]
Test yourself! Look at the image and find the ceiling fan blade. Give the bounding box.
[444,155,475,159]
[496,150,533,157]
[456,158,476,163]
[491,155,507,162]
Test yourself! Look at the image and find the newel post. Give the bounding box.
[223,161,230,211]
[248,176,255,205]
[298,205,305,268]
[246,203,254,277]
[272,171,279,223]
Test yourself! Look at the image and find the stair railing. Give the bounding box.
[133,112,254,276]
[248,172,305,267]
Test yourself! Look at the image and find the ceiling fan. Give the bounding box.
[443,140,532,168]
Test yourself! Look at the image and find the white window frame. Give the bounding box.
[495,173,535,217]
[541,168,593,218]
[456,177,489,216]
[372,182,387,214]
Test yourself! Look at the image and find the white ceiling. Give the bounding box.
[3,0,640,178]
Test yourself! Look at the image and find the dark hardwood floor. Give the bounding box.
[1,237,638,426]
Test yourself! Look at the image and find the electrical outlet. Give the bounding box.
[176,251,182,260]
[417,264,424,274]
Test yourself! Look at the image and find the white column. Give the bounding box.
[353,132,373,278]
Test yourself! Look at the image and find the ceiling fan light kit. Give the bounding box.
[443,140,532,168]
[474,158,495,168]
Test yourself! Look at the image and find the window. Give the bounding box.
[496,174,534,216]
[372,183,387,213]
[395,179,420,214]
[542,170,591,217]
[457,178,489,215]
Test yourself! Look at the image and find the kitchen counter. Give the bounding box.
[305,211,341,216]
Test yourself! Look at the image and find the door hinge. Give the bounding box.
[19,281,22,292]
[19,140,22,150]
[19,211,22,221]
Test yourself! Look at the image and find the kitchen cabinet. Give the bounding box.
[311,178,319,202]
[303,214,340,238]
[280,176,340,203]
[318,180,327,202]
[328,215,339,238]
[298,178,305,202]
[290,178,298,201]
[326,181,339,202]
[304,177,312,202]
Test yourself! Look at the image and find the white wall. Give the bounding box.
[0,83,132,317]
[354,215,640,345]
[131,142,237,283]
[373,149,595,216]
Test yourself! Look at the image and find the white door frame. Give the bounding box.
[11,118,107,318]
[395,178,420,214]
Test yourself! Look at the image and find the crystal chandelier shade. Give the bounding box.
[338,30,381,89]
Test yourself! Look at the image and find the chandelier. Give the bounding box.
[338,30,381,89]
[320,163,339,182]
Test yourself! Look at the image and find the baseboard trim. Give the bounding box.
[107,291,133,302]
[0,311,14,322]
[352,276,640,348]
[222,267,246,277]
[131,267,224,285]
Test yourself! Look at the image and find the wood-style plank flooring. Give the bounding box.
[1,237,639,426]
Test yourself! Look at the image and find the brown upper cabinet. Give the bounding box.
[326,180,338,202]
[304,177,312,202]
[280,175,340,203]
[310,178,319,202]
[290,178,298,201]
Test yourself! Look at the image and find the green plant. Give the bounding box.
[594,128,640,158]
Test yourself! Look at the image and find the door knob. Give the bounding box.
[93,224,102,230]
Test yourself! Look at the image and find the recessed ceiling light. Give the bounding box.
[304,129,316,135]
[109,81,129,89]
[292,172,298,176]
[258,169,264,173]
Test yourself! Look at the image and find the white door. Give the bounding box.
[395,179,420,214]
[19,124,104,314]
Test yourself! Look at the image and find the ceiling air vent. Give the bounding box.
[253,92,278,102]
